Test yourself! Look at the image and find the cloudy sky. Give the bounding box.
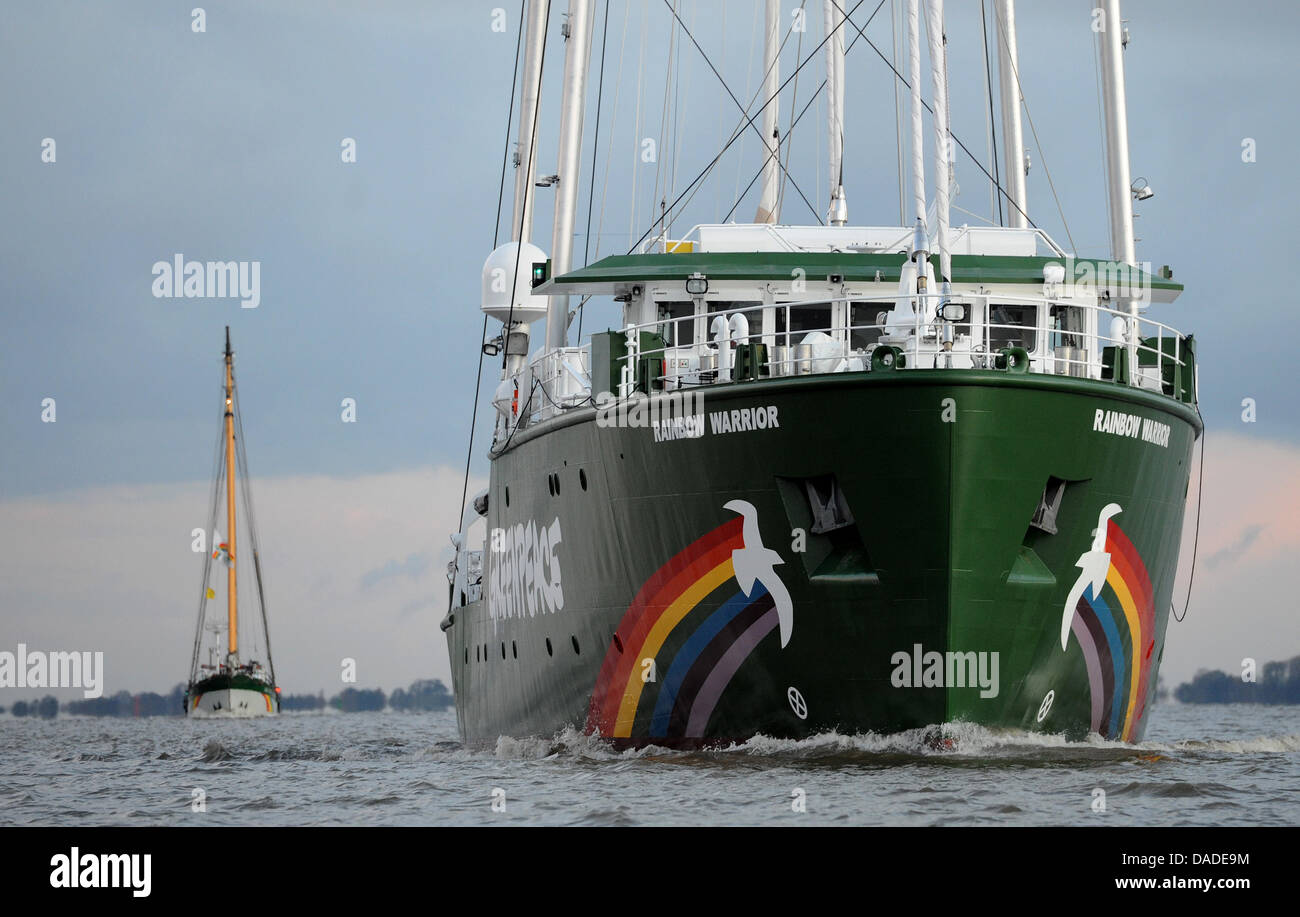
[1,0,1297,699]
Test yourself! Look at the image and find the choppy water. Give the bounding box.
[2,703,1297,826]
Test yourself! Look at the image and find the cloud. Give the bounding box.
[1162,431,1300,686]
[360,552,433,590]
[0,465,484,700]
[1202,523,1266,571]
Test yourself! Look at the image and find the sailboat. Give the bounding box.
[185,327,280,717]
[444,0,1200,746]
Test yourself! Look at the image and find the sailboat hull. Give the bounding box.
[186,672,277,717]
[446,370,1201,747]
[189,688,276,717]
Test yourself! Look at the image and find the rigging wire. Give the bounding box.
[628,0,649,248]
[779,1,809,219]
[989,2,1077,252]
[721,0,889,223]
[951,201,997,226]
[488,377,543,457]
[1172,427,1205,623]
[835,5,1042,237]
[666,0,695,239]
[657,0,823,233]
[733,5,759,217]
[188,374,228,685]
[628,0,876,255]
[455,0,530,526]
[591,0,631,260]
[576,0,611,344]
[715,0,726,221]
[646,0,838,244]
[979,0,1003,226]
[650,0,678,237]
[231,370,271,681]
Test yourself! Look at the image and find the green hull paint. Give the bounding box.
[539,250,1182,298]
[447,371,1199,747]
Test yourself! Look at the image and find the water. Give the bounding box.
[2,704,1297,826]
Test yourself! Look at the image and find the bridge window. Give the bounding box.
[1049,305,1087,349]
[850,302,888,350]
[988,303,1038,353]
[656,300,694,347]
[788,303,832,339]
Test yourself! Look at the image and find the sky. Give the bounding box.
[1,0,1297,699]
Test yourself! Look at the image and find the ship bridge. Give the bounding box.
[506,223,1194,436]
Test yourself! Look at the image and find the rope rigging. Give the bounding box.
[231,369,273,684]
[1172,426,1205,623]
[655,0,825,234]
[628,0,876,255]
[188,377,228,684]
[456,0,530,532]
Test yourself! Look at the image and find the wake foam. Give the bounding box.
[485,722,1300,762]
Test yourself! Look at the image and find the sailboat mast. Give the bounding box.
[223,326,238,661]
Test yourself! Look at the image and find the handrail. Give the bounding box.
[511,289,1192,434]
[656,223,1069,257]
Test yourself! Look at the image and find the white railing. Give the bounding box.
[507,291,1190,433]
[651,222,1069,258]
[606,292,1190,396]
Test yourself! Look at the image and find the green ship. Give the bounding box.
[443,0,1199,747]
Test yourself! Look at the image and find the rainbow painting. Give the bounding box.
[1065,519,1156,741]
[585,512,786,740]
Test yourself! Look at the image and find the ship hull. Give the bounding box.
[446,370,1200,747]
[187,674,277,717]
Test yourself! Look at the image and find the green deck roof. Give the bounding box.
[538,250,1183,300]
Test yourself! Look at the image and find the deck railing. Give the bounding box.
[517,291,1194,429]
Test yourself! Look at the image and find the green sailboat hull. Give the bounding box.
[446,370,1200,747]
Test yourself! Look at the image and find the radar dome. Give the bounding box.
[482,242,549,322]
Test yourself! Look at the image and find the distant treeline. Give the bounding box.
[4,678,454,718]
[1175,656,1300,704]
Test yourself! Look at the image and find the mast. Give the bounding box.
[223,326,238,662]
[1097,0,1138,379]
[545,0,595,352]
[1098,0,1135,268]
[995,0,1028,227]
[824,0,847,226]
[512,0,550,244]
[754,0,781,224]
[907,0,927,264]
[925,0,952,359]
[502,0,551,381]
